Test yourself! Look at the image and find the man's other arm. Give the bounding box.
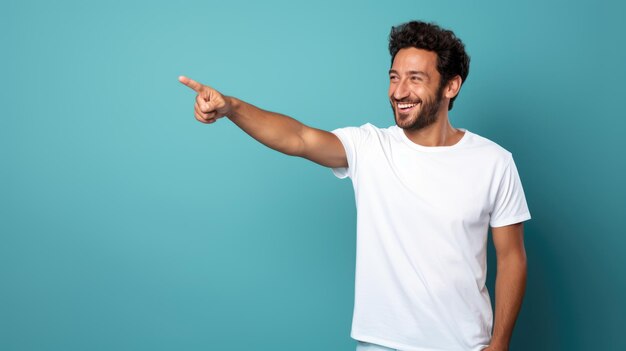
[485,222,527,351]
[178,76,347,169]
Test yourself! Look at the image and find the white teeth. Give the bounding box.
[398,103,418,109]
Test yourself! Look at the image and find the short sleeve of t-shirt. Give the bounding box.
[490,156,532,227]
[330,124,371,179]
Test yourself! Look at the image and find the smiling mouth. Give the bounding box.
[396,101,420,113]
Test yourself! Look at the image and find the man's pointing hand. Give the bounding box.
[178,76,231,124]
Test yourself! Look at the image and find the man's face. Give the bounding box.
[388,47,445,130]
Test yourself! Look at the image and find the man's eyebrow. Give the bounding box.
[388,69,430,78]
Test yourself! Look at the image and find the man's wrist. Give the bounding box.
[225,96,240,119]
[488,338,510,351]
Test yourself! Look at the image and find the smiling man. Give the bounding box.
[180,20,530,351]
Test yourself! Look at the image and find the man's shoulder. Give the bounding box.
[463,130,514,164]
[332,123,397,140]
[334,122,387,132]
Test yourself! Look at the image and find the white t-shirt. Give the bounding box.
[331,123,531,351]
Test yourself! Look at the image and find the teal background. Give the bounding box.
[2,0,625,350]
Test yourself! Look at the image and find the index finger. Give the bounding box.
[178,75,203,92]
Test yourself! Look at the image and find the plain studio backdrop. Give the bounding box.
[2,0,625,350]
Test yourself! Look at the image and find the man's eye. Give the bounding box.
[390,76,398,81]
[411,76,422,81]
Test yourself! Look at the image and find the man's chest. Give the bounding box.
[354,148,497,228]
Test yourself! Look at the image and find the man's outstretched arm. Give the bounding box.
[486,222,528,351]
[178,76,347,169]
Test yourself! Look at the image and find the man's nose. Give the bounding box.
[392,79,410,100]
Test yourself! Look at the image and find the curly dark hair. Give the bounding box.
[389,21,470,110]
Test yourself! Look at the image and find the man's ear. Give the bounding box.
[444,75,463,99]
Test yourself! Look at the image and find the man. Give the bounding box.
[179,20,530,351]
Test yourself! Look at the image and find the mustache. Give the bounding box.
[391,99,422,104]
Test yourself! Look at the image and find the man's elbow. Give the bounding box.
[498,250,527,272]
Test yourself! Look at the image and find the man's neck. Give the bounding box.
[402,114,464,147]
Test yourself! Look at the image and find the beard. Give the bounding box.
[391,84,445,131]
